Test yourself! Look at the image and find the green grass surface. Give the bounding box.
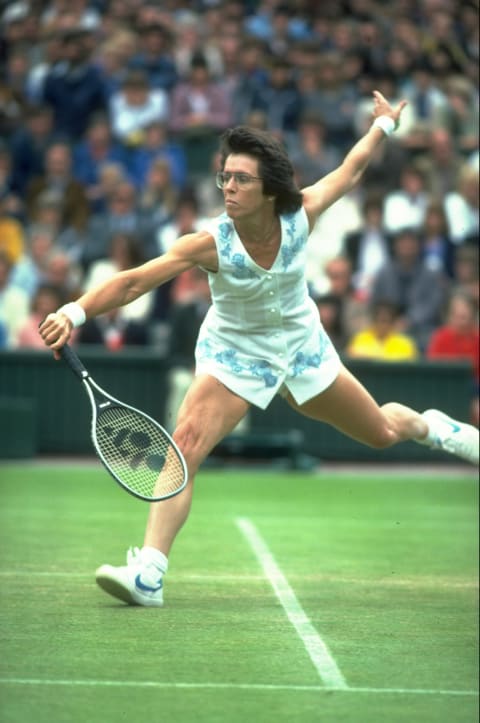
[0,463,478,723]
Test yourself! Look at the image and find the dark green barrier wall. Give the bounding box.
[0,348,473,461]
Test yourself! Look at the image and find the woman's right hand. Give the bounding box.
[38,312,73,359]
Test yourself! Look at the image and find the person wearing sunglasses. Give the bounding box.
[40,91,479,607]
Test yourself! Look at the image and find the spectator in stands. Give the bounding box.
[77,308,149,351]
[415,127,464,198]
[313,293,347,353]
[289,112,341,187]
[0,192,25,264]
[129,21,177,93]
[109,69,169,147]
[172,12,223,80]
[9,104,56,197]
[0,251,30,347]
[83,180,157,269]
[72,114,129,212]
[420,201,456,278]
[164,267,211,432]
[127,121,187,192]
[344,194,392,301]
[382,164,429,235]
[42,26,107,140]
[346,300,419,361]
[371,228,449,351]
[452,244,479,304]
[250,57,302,143]
[443,164,479,245]
[228,37,269,126]
[441,75,479,154]
[95,29,138,100]
[427,291,479,426]
[169,51,232,178]
[25,141,90,233]
[138,158,178,231]
[15,282,66,349]
[82,231,154,329]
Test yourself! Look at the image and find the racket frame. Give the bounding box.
[60,344,188,502]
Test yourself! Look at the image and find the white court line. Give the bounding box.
[0,679,477,697]
[235,516,348,690]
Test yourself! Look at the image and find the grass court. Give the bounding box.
[0,462,478,722]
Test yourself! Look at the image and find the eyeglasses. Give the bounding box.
[215,171,262,189]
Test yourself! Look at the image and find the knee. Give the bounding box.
[172,419,205,474]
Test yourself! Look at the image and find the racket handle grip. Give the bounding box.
[60,344,89,379]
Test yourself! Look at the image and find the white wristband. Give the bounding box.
[57,302,86,328]
[373,115,396,136]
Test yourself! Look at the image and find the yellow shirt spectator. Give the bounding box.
[346,301,419,361]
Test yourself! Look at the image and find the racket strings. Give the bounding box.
[95,406,185,499]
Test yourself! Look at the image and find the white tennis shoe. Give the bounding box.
[421,409,479,465]
[95,547,165,607]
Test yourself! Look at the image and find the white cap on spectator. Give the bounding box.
[2,2,29,25]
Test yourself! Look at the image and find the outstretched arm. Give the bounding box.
[302,91,407,230]
[39,230,217,355]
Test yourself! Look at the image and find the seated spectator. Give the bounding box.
[371,228,450,351]
[15,282,66,349]
[250,57,302,143]
[313,293,347,352]
[82,231,154,326]
[42,26,106,140]
[346,300,419,361]
[415,128,463,198]
[9,103,56,197]
[129,20,178,91]
[0,192,25,264]
[25,141,90,233]
[77,309,149,351]
[169,52,232,178]
[127,121,187,192]
[441,75,479,155]
[420,201,456,278]
[164,267,211,431]
[322,256,370,341]
[0,251,30,347]
[426,291,479,426]
[303,51,357,153]
[383,164,430,235]
[10,223,58,299]
[83,180,157,269]
[344,194,392,300]
[72,114,129,212]
[443,164,479,245]
[109,69,169,147]
[452,244,479,304]
[138,157,178,230]
[289,112,341,187]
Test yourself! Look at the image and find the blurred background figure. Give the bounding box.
[109,69,169,147]
[426,290,479,427]
[370,228,449,352]
[0,251,30,347]
[15,282,66,349]
[164,267,211,432]
[346,300,419,361]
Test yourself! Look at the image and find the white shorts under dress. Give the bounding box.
[195,207,341,410]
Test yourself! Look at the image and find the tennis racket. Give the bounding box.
[59,344,188,502]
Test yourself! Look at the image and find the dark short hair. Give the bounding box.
[219,126,303,215]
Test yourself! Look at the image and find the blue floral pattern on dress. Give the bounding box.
[218,220,233,259]
[197,340,278,388]
[231,253,260,279]
[281,213,306,270]
[291,351,322,377]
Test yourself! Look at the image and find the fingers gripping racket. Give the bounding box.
[60,344,188,502]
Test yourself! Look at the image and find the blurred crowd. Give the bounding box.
[0,0,478,422]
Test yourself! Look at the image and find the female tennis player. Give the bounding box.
[39,91,479,607]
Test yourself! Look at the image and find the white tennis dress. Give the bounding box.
[195,206,341,409]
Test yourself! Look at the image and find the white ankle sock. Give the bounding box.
[141,546,168,573]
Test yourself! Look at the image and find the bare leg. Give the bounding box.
[143,374,250,554]
[285,364,428,448]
